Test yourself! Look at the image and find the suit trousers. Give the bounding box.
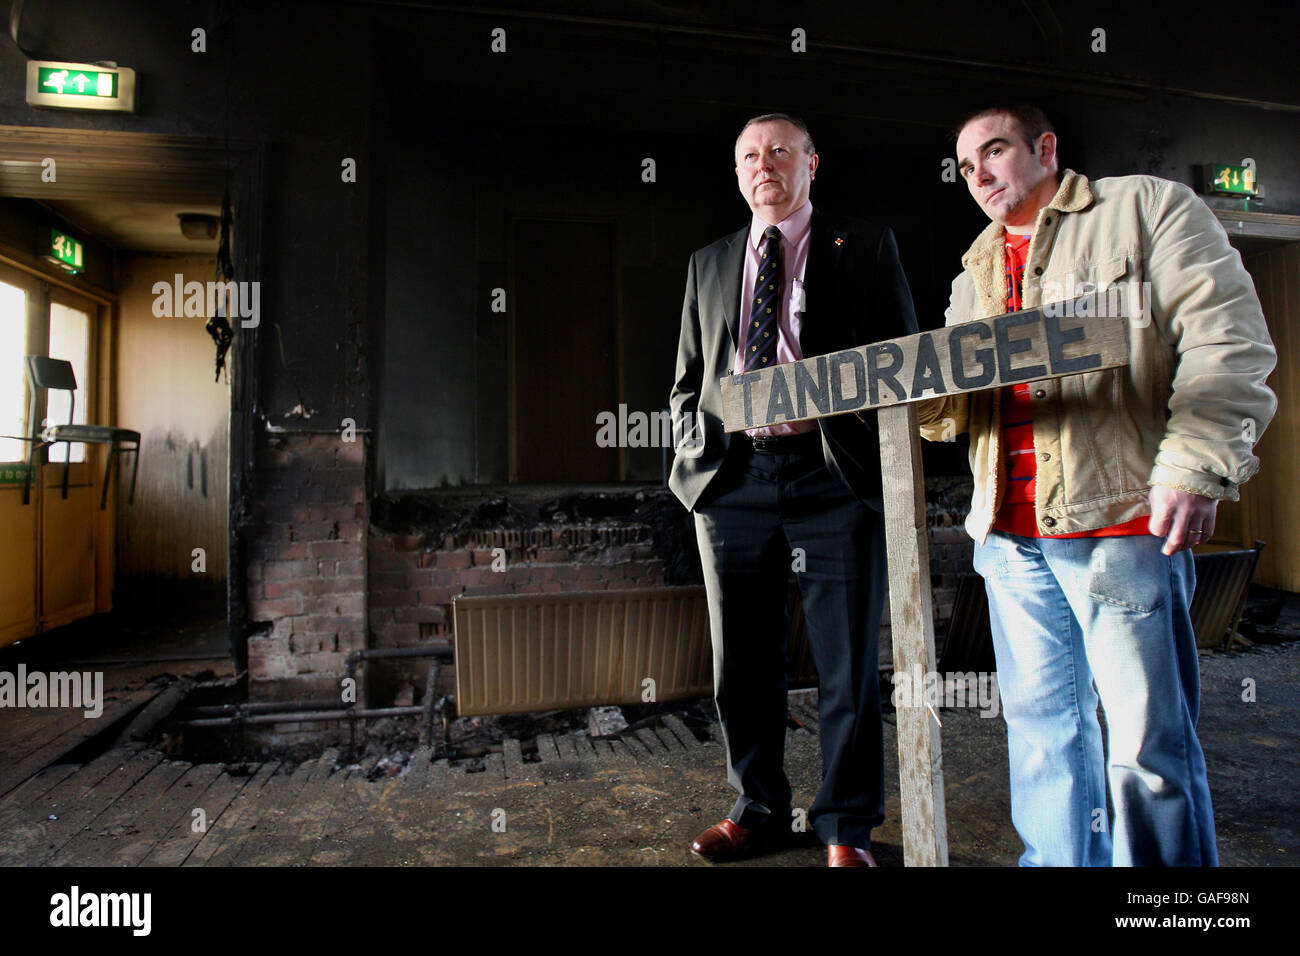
[693,436,887,848]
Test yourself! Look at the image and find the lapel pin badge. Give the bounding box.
[834,236,844,246]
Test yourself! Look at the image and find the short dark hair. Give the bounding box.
[950,104,1054,153]
[735,112,816,157]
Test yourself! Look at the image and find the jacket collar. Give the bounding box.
[959,168,1093,315]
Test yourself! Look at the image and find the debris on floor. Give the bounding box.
[588,705,628,737]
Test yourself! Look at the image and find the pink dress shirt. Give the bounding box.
[736,201,818,437]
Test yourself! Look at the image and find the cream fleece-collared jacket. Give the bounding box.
[917,169,1278,544]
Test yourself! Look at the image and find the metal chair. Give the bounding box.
[22,354,139,510]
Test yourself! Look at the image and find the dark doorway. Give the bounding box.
[511,218,619,482]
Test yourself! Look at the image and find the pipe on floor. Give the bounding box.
[182,699,346,716]
[168,704,427,728]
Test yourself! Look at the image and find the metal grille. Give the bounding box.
[1189,541,1265,648]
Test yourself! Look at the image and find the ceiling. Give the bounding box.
[0,127,242,255]
[35,199,222,254]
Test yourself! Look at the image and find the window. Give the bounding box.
[46,299,92,463]
[0,263,100,469]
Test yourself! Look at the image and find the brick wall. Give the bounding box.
[366,499,977,700]
[929,521,975,628]
[367,525,666,699]
[244,433,368,697]
[926,475,976,630]
[239,461,975,713]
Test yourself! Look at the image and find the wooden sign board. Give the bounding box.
[718,298,1131,866]
[721,299,1131,431]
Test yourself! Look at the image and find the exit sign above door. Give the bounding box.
[25,60,136,113]
[44,229,83,274]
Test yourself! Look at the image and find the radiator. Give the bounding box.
[452,584,823,716]
[1189,542,1265,649]
[452,587,714,716]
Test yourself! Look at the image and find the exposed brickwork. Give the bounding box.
[245,433,368,688]
[927,474,976,629]
[368,526,665,644]
[242,460,975,714]
[367,523,667,701]
[928,522,975,628]
[364,481,978,701]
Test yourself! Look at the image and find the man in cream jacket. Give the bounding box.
[918,104,1277,866]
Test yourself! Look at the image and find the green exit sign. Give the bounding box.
[44,229,84,274]
[26,60,135,112]
[38,66,117,97]
[1206,163,1259,196]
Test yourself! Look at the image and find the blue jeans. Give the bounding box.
[972,530,1217,866]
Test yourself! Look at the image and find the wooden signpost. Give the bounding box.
[720,298,1132,866]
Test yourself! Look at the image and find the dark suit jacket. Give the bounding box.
[668,209,919,512]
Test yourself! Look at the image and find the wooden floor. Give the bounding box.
[0,653,239,799]
[0,744,352,867]
[0,593,234,803]
[0,682,161,799]
[0,713,717,867]
[4,642,1297,867]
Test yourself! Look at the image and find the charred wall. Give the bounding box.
[114,253,229,582]
[0,0,1295,708]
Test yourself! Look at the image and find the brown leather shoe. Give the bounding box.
[691,819,758,862]
[827,844,878,867]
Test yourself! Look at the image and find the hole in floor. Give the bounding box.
[156,693,718,775]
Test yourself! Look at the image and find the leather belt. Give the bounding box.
[741,430,822,454]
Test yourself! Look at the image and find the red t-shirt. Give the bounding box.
[993,231,1149,538]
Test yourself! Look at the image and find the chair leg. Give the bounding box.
[128,443,140,504]
[22,440,40,506]
[61,443,70,499]
[100,444,114,510]
[25,381,38,506]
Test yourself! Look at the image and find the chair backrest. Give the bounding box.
[25,354,78,436]
[25,355,78,392]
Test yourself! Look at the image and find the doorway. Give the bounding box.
[509,218,620,483]
[0,125,262,665]
[0,265,106,642]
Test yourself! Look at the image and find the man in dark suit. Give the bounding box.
[669,113,918,867]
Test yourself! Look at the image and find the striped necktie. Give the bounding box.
[744,225,781,371]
